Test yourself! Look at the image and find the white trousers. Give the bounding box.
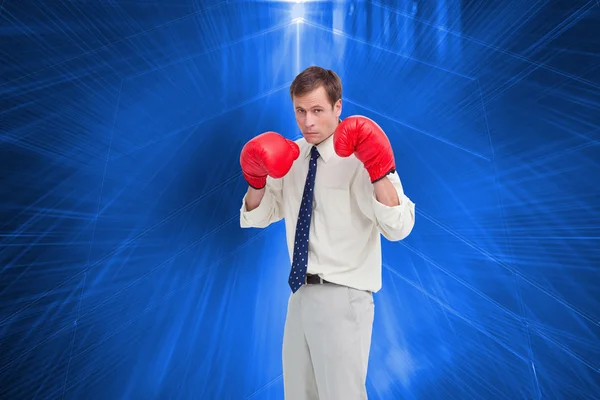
[282,282,375,400]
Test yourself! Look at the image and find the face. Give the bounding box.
[293,85,342,145]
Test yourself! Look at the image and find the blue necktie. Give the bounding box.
[288,146,320,293]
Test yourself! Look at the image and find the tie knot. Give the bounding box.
[311,146,320,159]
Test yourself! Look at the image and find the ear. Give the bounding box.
[334,99,342,117]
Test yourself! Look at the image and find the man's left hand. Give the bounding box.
[333,115,396,183]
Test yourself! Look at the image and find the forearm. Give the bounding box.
[240,182,283,228]
[368,172,415,241]
[373,176,400,207]
[244,187,266,211]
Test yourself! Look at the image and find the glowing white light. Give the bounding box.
[291,1,305,21]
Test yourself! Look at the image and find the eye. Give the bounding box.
[314,109,322,113]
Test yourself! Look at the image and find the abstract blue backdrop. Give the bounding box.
[1,0,599,399]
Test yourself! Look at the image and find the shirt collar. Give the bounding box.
[303,133,334,163]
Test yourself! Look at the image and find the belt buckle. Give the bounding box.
[305,274,324,285]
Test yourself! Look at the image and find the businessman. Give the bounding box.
[239,66,415,399]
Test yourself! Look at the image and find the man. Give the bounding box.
[239,66,415,399]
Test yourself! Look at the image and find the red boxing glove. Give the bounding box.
[333,115,396,182]
[240,131,300,189]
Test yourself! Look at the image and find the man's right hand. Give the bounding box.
[240,131,300,189]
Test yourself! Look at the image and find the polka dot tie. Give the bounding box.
[288,146,320,293]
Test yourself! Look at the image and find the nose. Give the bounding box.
[304,113,315,129]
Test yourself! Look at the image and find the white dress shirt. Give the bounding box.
[239,133,416,293]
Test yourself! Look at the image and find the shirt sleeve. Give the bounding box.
[370,171,416,241]
[240,176,284,228]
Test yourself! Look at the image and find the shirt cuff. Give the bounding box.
[372,188,405,219]
[240,189,275,227]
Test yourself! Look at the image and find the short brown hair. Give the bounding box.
[290,66,342,108]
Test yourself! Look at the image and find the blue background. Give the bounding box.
[1,0,599,399]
